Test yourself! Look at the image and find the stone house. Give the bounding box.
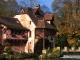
[0,5,57,54]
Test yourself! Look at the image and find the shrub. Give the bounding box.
[13,52,37,59]
[39,47,62,59]
[5,46,13,54]
[47,53,52,58]
[56,34,68,47]
[52,47,61,57]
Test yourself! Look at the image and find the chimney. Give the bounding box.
[35,4,40,8]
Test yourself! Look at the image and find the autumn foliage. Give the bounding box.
[52,0,80,47]
[67,39,77,47]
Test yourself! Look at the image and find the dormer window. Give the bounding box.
[21,9,24,13]
[47,21,50,24]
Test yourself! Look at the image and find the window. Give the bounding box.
[21,9,24,12]
[47,21,50,24]
[30,21,31,25]
[29,31,31,37]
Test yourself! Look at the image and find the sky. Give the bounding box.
[17,0,54,12]
[37,0,53,11]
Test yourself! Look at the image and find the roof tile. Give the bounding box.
[44,14,53,20]
[36,19,56,29]
[0,16,28,29]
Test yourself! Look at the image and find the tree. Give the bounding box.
[56,34,68,47]
[40,5,51,13]
[5,0,21,17]
[0,0,23,17]
[52,0,80,38]
[0,0,6,16]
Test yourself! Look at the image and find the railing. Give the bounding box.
[6,34,28,40]
[6,29,28,40]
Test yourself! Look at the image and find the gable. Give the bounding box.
[14,5,57,31]
[17,7,38,26]
[14,14,36,30]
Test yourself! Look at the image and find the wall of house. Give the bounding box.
[14,14,36,53]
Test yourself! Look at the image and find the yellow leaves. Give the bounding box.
[52,0,80,36]
[68,39,75,44]
[52,47,60,53]
[78,40,80,43]
[67,39,77,47]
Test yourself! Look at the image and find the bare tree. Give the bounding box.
[0,0,23,17]
[19,0,37,8]
[40,5,51,13]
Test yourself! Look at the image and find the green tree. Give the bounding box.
[56,34,68,47]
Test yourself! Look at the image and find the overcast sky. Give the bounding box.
[17,0,54,12]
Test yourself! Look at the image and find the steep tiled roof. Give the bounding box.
[44,14,53,20]
[16,6,56,30]
[0,16,28,29]
[36,19,56,29]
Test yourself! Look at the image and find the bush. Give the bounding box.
[0,51,37,59]
[56,34,68,47]
[39,47,62,59]
[13,52,37,59]
[52,47,61,57]
[5,46,13,54]
[40,47,61,58]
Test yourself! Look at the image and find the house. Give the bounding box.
[0,16,29,53]
[0,5,57,54]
